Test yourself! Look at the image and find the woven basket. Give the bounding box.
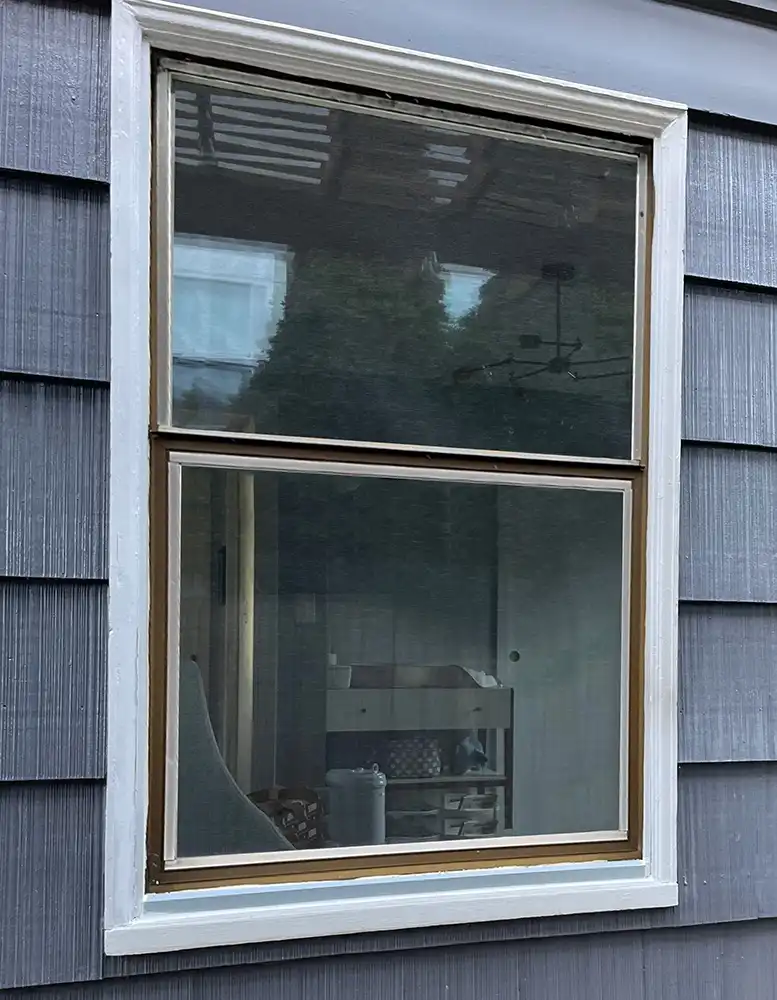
[386,736,442,778]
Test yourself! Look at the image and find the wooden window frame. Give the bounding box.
[106,0,687,956]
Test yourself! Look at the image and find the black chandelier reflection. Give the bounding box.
[452,262,632,386]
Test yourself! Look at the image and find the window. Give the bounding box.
[151,64,647,887]
[108,2,684,953]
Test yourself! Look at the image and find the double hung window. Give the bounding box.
[149,61,653,889]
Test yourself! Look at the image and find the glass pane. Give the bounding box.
[174,463,628,860]
[170,80,640,459]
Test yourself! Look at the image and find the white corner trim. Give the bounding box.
[107,0,686,955]
[105,0,153,931]
[640,110,686,888]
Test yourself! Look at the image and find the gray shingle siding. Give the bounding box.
[680,445,777,602]
[0,175,110,381]
[0,0,111,991]
[0,782,104,989]
[0,380,109,580]
[683,284,777,447]
[21,921,777,999]
[4,0,777,994]
[0,0,109,180]
[0,581,107,781]
[686,123,777,286]
[679,603,777,763]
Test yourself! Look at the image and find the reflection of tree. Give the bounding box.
[449,272,538,376]
[233,251,634,457]
[239,251,452,440]
[445,268,635,456]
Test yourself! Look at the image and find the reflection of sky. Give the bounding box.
[441,265,494,320]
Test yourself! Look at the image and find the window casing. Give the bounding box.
[105,0,685,953]
[148,61,652,891]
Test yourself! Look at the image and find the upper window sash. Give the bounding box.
[153,63,651,467]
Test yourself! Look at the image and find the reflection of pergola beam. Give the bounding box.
[174,168,634,283]
[186,129,330,159]
[180,149,321,169]
[176,155,321,185]
[208,103,328,131]
[195,91,216,160]
[321,109,349,200]
[443,136,498,219]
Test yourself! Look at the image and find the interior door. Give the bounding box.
[496,484,626,837]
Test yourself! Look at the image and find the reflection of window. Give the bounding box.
[114,43,684,949]
[171,235,289,405]
[439,263,494,320]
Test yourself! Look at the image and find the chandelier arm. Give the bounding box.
[570,369,632,380]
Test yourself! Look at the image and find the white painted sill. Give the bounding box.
[105,860,677,954]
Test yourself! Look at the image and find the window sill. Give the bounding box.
[104,860,677,955]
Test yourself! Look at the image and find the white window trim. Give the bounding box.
[107,0,686,956]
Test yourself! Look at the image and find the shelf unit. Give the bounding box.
[327,686,514,839]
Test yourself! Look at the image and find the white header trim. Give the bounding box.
[128,0,683,136]
[107,0,686,954]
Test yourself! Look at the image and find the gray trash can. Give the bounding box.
[325,766,387,846]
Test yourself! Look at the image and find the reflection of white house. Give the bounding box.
[439,263,493,320]
[172,235,289,401]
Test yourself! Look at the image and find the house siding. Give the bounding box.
[0,0,110,991]
[0,0,109,180]
[0,581,107,781]
[0,783,104,989]
[682,284,777,447]
[679,603,777,762]
[4,0,777,996]
[0,175,109,381]
[15,923,777,999]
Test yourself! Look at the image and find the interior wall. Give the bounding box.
[326,488,495,672]
[178,468,214,694]
[251,476,280,790]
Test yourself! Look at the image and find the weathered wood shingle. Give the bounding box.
[687,124,777,287]
[0,0,109,180]
[0,380,108,580]
[0,581,107,781]
[683,284,777,446]
[0,174,109,381]
[0,782,104,989]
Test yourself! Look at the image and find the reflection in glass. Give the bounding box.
[170,81,640,458]
[175,464,627,859]
[172,236,290,415]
